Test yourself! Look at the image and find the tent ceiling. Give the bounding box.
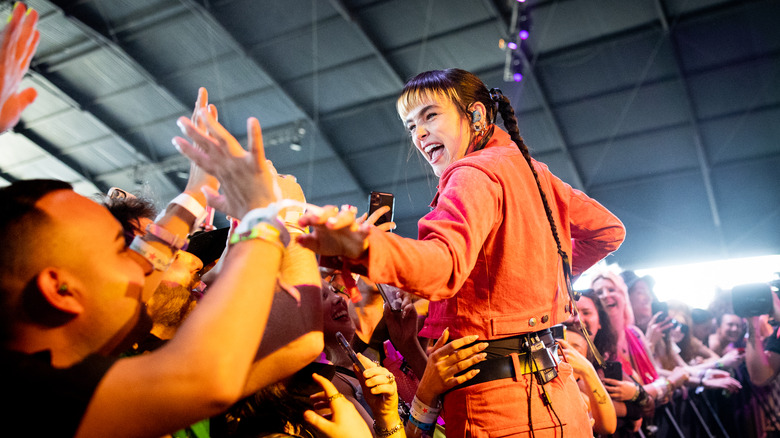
[1,0,778,270]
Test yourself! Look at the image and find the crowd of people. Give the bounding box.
[2,4,779,438]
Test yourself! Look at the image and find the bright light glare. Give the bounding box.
[574,255,780,310]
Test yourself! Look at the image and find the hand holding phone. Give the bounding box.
[336,331,366,372]
[368,191,394,229]
[602,360,623,380]
[376,283,402,311]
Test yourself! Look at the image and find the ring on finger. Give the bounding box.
[386,373,395,384]
[326,393,345,402]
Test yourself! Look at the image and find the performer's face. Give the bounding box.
[404,97,472,177]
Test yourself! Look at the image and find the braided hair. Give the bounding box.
[398,69,566,262]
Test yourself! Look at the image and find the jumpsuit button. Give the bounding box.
[528,318,537,327]
[541,314,549,323]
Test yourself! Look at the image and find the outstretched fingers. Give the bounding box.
[173,136,213,173]
[247,117,267,166]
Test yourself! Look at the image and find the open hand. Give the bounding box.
[1,3,39,132]
[174,108,277,218]
[415,329,488,405]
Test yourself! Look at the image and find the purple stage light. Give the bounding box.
[507,42,518,50]
[519,30,529,40]
[513,72,523,82]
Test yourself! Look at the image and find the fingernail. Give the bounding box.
[468,335,479,342]
[479,342,489,350]
[171,139,181,151]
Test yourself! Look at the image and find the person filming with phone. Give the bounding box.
[298,68,625,437]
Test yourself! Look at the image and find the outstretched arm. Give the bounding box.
[77,107,282,438]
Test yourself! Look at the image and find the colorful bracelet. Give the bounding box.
[129,236,174,271]
[408,415,435,432]
[373,420,403,437]
[229,221,287,253]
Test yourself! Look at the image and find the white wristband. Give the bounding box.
[235,204,281,235]
[410,395,441,425]
[158,193,207,231]
[129,236,174,271]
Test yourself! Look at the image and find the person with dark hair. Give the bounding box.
[579,289,619,362]
[0,88,325,436]
[709,313,747,357]
[297,68,625,437]
[104,194,159,245]
[620,271,657,334]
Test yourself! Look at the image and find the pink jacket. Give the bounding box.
[365,128,625,340]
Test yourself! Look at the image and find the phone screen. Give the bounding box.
[375,283,401,311]
[336,331,366,372]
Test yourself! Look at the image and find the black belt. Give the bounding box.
[448,329,559,393]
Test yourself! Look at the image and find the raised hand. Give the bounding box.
[356,353,402,429]
[304,373,373,438]
[415,329,488,406]
[297,204,370,258]
[1,3,40,133]
[174,108,277,218]
[183,88,219,198]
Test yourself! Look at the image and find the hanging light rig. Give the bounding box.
[500,0,531,82]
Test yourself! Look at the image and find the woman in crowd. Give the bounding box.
[298,68,625,437]
[578,289,618,362]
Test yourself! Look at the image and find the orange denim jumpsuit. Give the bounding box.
[363,128,625,437]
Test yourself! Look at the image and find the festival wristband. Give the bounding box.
[408,415,435,432]
[129,236,174,271]
[145,223,189,251]
[235,208,290,248]
[410,395,440,425]
[156,193,207,232]
[229,221,287,253]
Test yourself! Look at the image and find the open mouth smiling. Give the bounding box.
[423,143,444,161]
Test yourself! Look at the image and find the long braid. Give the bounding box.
[494,94,566,259]
[495,90,568,438]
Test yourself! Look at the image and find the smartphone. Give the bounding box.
[368,191,394,228]
[603,361,623,380]
[551,324,566,341]
[375,283,401,311]
[336,331,366,372]
[652,301,669,321]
